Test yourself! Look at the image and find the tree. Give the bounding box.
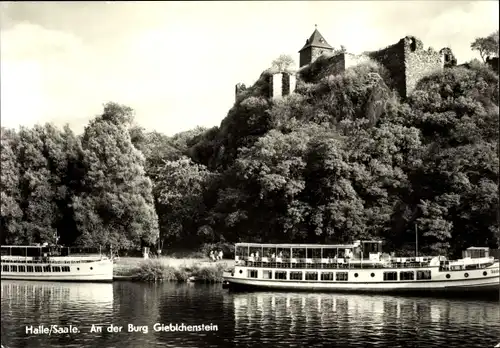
[15,126,59,244]
[0,128,23,244]
[153,156,214,247]
[73,102,159,250]
[471,30,499,62]
[271,54,295,72]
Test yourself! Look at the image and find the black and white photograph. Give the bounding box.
[0,1,499,348]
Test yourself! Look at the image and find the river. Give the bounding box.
[1,280,499,348]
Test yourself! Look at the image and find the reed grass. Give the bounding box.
[113,257,234,283]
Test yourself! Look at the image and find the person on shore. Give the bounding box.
[218,250,223,261]
[210,250,215,262]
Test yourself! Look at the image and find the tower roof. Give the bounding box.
[299,27,333,52]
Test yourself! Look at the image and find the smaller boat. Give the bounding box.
[1,244,113,282]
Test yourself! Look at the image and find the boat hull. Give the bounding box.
[223,277,500,294]
[223,261,500,296]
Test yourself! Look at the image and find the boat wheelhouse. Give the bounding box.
[222,240,500,294]
[1,245,113,282]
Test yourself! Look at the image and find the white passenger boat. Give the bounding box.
[222,240,500,294]
[1,245,113,282]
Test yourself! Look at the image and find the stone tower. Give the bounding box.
[299,26,334,67]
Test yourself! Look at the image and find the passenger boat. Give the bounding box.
[222,240,500,294]
[1,245,113,282]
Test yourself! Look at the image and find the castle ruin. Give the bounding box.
[235,27,458,101]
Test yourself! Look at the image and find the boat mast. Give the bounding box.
[415,224,418,258]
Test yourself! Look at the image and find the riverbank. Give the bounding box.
[113,257,235,282]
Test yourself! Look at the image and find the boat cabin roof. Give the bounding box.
[465,247,489,250]
[235,241,382,249]
[2,245,51,249]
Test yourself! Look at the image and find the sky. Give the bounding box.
[1,1,498,136]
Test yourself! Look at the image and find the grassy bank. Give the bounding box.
[113,257,235,282]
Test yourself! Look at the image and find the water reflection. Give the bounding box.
[1,281,113,348]
[1,282,499,348]
[233,292,500,348]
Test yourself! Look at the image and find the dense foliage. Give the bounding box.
[1,42,498,257]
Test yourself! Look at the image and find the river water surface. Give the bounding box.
[1,280,499,348]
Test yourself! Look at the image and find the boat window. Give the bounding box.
[62,266,71,272]
[35,266,42,272]
[336,272,348,281]
[52,266,61,272]
[27,266,34,272]
[10,265,17,272]
[43,265,51,272]
[305,272,318,281]
[18,265,25,272]
[262,270,272,279]
[2,265,8,272]
[247,270,258,278]
[383,272,398,281]
[274,271,287,280]
[416,270,431,280]
[400,271,414,281]
[321,272,334,281]
[290,271,303,280]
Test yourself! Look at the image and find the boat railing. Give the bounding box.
[439,257,495,271]
[0,256,108,264]
[235,257,433,269]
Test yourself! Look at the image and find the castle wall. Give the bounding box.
[300,48,313,67]
[235,83,247,102]
[344,53,371,69]
[369,36,444,97]
[440,47,457,68]
[404,37,442,96]
[270,73,283,98]
[368,42,406,97]
[486,57,499,74]
[289,74,297,94]
[323,53,346,76]
[269,72,296,99]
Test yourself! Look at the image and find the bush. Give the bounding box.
[191,263,225,283]
[133,259,167,281]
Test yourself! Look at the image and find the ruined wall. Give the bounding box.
[269,73,283,98]
[299,47,313,67]
[235,83,247,102]
[368,41,406,97]
[344,53,371,69]
[269,72,296,99]
[486,56,499,74]
[403,36,443,96]
[322,53,346,77]
[439,47,457,68]
[368,36,445,97]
